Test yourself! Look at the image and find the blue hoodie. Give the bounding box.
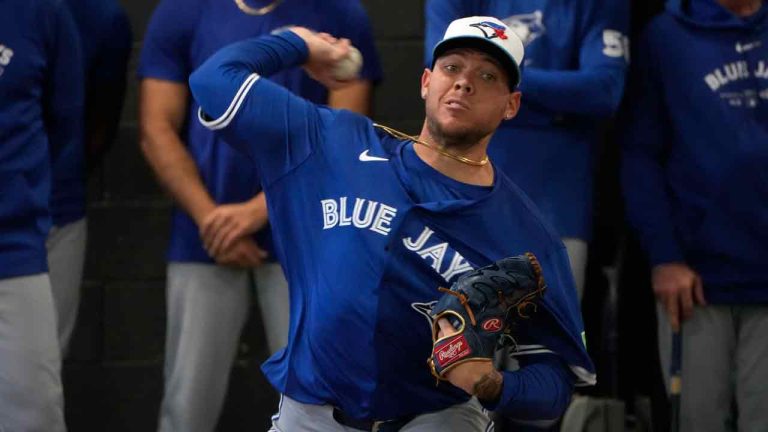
[622,0,768,303]
[0,0,84,279]
[50,0,131,226]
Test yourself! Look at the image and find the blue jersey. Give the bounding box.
[0,0,83,279]
[50,0,131,226]
[426,0,629,240]
[189,32,594,421]
[623,0,768,303]
[138,0,382,263]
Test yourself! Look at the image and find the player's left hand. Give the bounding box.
[435,318,502,400]
[200,200,268,257]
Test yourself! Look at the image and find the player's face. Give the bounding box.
[421,49,521,146]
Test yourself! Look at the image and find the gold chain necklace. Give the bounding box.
[374,123,489,167]
[234,0,283,15]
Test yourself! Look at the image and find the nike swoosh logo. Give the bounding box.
[736,41,761,53]
[359,149,388,162]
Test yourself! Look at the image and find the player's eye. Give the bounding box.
[480,72,497,82]
[443,64,459,73]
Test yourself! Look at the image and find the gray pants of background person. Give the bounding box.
[0,274,65,432]
[658,303,768,432]
[269,395,494,432]
[47,218,87,356]
[562,238,587,302]
[158,262,289,432]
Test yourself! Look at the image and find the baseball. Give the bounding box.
[332,46,363,81]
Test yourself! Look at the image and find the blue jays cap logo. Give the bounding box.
[469,21,509,40]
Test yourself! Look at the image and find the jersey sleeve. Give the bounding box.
[189,31,338,186]
[519,0,629,117]
[44,0,84,171]
[621,28,684,265]
[483,354,574,426]
[137,0,200,82]
[332,1,383,83]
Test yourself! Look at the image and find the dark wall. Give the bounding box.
[64,1,427,430]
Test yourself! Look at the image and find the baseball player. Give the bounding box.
[189,17,594,430]
[0,0,84,429]
[47,0,131,356]
[138,1,381,430]
[425,0,630,299]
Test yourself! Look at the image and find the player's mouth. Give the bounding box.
[443,98,470,111]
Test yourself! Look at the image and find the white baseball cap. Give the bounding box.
[431,16,525,88]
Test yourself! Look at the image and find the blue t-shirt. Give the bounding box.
[50,0,131,226]
[401,142,493,201]
[0,0,84,279]
[138,0,382,263]
[189,32,593,422]
[425,0,629,239]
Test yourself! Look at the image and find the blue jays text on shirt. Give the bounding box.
[321,196,475,283]
[704,54,768,107]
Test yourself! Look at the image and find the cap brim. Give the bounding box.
[432,36,521,89]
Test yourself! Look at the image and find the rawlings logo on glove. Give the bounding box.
[427,252,547,381]
[435,335,471,367]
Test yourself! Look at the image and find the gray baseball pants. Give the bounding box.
[269,395,494,432]
[158,262,289,432]
[47,217,87,356]
[0,274,65,432]
[657,303,768,432]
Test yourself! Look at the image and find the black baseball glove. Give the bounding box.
[427,252,547,380]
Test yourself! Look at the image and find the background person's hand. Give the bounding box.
[200,199,267,257]
[652,262,706,331]
[213,237,268,268]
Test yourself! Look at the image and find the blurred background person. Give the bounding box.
[0,0,83,429]
[137,0,382,431]
[622,0,768,431]
[425,0,630,301]
[49,0,132,357]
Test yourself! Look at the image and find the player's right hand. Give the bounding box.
[214,237,268,269]
[288,26,356,90]
[652,262,706,331]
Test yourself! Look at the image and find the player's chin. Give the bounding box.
[438,119,484,139]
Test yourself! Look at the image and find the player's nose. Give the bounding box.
[453,76,474,95]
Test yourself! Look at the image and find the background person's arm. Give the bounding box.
[328,81,373,115]
[518,0,630,117]
[45,2,84,179]
[139,79,266,268]
[139,79,216,227]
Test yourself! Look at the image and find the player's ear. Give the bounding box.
[503,91,522,120]
[420,68,431,100]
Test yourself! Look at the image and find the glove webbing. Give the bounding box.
[438,252,546,327]
[511,252,546,319]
